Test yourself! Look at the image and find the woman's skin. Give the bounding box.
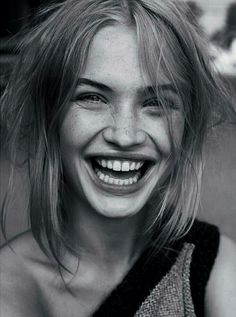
[60,24,185,314]
[60,25,185,220]
[1,24,236,317]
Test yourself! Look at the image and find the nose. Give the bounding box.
[102,107,146,148]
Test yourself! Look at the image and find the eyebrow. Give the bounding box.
[76,78,178,95]
[76,78,113,92]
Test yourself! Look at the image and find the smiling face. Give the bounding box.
[60,24,185,219]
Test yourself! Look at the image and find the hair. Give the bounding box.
[1,0,235,269]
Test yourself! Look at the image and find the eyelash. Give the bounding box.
[75,93,107,104]
[143,98,162,108]
[143,98,179,110]
[74,93,179,111]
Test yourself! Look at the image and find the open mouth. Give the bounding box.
[90,158,152,186]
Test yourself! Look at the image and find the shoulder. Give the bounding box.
[181,220,236,317]
[0,230,38,272]
[184,220,220,285]
[205,234,236,317]
[179,220,220,316]
[0,231,51,316]
[0,230,49,270]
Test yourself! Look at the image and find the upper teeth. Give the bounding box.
[96,159,144,172]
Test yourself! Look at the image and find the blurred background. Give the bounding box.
[0,0,236,243]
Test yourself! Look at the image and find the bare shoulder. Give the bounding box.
[0,230,49,270]
[0,232,51,317]
[205,234,236,317]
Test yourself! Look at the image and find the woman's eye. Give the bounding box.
[144,98,162,108]
[74,93,107,104]
[143,98,179,112]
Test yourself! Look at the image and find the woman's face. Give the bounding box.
[60,25,184,218]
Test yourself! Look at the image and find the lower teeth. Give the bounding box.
[95,168,141,186]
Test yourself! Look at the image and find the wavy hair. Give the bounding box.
[1,0,234,267]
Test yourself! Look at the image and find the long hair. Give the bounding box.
[1,0,234,267]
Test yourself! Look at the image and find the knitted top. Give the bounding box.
[93,220,220,317]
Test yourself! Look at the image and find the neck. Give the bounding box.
[65,192,147,266]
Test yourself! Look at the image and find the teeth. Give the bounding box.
[113,161,121,171]
[130,162,136,170]
[108,177,114,184]
[96,159,144,172]
[100,173,105,181]
[101,160,107,168]
[96,169,141,186]
[135,162,142,170]
[107,161,113,169]
[113,179,119,185]
[121,161,129,172]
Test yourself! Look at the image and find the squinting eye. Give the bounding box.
[74,93,107,104]
[143,98,162,108]
[143,98,179,111]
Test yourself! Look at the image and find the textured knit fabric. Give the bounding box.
[94,220,220,317]
[134,243,196,316]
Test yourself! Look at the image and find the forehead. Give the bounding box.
[81,24,171,90]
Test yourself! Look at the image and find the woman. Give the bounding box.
[1,0,236,316]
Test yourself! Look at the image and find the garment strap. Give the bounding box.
[94,241,182,316]
[185,221,220,316]
[94,220,220,317]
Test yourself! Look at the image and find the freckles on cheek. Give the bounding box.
[150,113,185,156]
[60,108,108,149]
[60,111,87,145]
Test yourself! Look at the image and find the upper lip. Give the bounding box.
[85,152,157,163]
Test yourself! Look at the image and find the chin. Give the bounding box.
[81,165,159,219]
[89,195,147,219]
[68,156,165,220]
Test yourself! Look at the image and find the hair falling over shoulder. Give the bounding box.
[1,0,235,269]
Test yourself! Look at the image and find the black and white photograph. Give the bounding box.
[0,1,236,316]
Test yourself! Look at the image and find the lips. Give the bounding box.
[88,156,153,187]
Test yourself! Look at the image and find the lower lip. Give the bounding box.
[87,161,154,196]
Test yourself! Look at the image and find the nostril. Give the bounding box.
[102,126,113,142]
[102,126,146,147]
[136,130,147,144]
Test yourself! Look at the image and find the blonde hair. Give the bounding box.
[1,0,234,266]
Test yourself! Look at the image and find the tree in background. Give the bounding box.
[185,1,203,30]
[211,1,236,49]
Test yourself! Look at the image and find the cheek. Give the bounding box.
[143,113,184,156]
[170,113,185,146]
[59,106,106,149]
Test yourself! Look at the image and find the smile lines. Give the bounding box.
[96,159,144,172]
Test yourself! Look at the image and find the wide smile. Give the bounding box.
[86,156,156,194]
